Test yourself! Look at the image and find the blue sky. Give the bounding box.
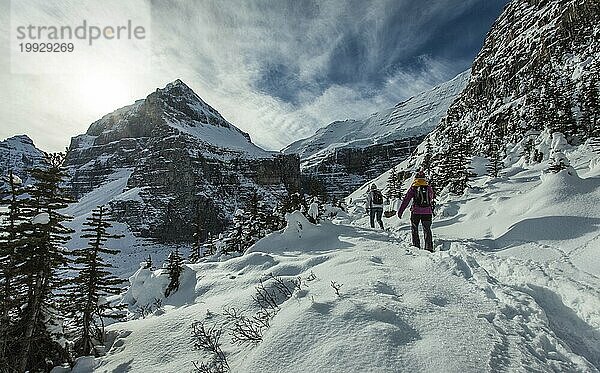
[0,0,509,152]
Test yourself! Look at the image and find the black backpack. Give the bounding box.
[413,186,430,207]
[372,190,383,205]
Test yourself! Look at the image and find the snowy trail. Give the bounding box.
[383,217,600,371]
[345,194,600,372]
[91,211,600,372]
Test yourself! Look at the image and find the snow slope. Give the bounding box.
[283,71,469,165]
[57,136,600,372]
[85,211,600,372]
[62,168,172,277]
[349,132,600,277]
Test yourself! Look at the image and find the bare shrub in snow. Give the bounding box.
[223,307,265,345]
[191,321,229,373]
[225,274,302,345]
[191,273,305,370]
[131,297,165,320]
[253,279,280,312]
[152,298,163,311]
[331,281,343,296]
[267,273,302,298]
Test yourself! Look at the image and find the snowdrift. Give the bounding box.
[55,133,600,372]
[88,201,600,372]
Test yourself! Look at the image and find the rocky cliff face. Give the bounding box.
[284,72,469,198]
[0,135,45,186]
[432,0,599,157]
[65,80,300,243]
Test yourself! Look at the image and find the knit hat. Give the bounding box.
[370,183,378,190]
[415,170,426,179]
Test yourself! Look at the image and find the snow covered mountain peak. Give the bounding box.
[283,70,469,161]
[73,80,264,156]
[0,134,45,185]
[155,79,210,109]
[4,134,35,146]
[281,70,469,197]
[64,80,300,245]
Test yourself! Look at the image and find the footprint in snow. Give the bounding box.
[373,281,400,298]
[370,256,383,264]
[429,295,449,307]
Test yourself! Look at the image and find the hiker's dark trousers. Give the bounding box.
[370,207,384,229]
[410,213,433,251]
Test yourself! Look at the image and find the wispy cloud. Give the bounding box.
[0,0,508,151]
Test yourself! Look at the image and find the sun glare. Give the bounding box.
[77,74,134,117]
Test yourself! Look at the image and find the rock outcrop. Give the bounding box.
[65,80,300,243]
[434,0,599,155]
[0,135,45,186]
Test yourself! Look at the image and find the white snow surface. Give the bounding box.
[283,71,469,167]
[31,212,50,225]
[63,168,172,277]
[166,116,272,158]
[68,140,600,372]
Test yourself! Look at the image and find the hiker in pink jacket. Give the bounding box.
[398,170,435,252]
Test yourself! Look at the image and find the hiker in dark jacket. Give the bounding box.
[366,183,384,229]
[398,171,435,251]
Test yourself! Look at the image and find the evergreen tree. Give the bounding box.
[421,137,434,172]
[0,170,29,369]
[16,152,75,372]
[545,80,576,139]
[436,127,473,194]
[527,89,546,132]
[201,232,217,258]
[485,131,504,178]
[547,153,569,173]
[301,174,328,202]
[165,248,184,297]
[279,192,307,215]
[544,81,563,134]
[521,135,535,164]
[581,76,600,138]
[222,209,247,255]
[67,205,126,357]
[221,192,281,255]
[190,201,208,263]
[486,142,503,178]
[557,81,579,143]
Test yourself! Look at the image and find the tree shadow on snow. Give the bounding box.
[473,216,600,251]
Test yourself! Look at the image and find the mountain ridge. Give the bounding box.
[282,70,470,198]
[0,134,46,186]
[64,80,300,245]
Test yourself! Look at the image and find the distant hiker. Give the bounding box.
[398,171,435,252]
[366,184,384,229]
[308,198,319,224]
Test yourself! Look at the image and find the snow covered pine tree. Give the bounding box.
[14,152,75,371]
[0,170,29,370]
[165,248,184,297]
[66,205,126,357]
